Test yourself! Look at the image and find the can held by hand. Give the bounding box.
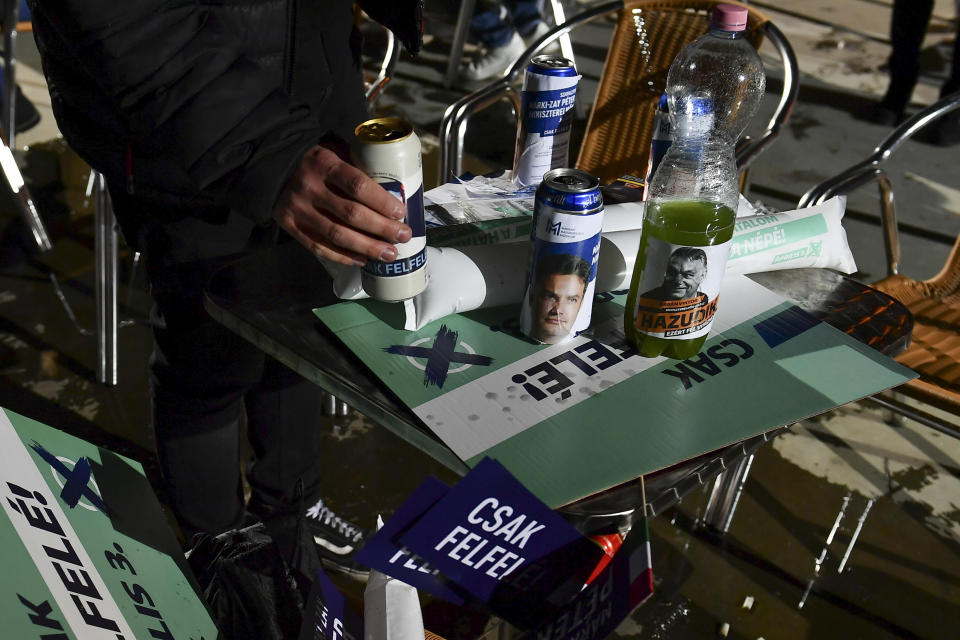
[351,117,427,301]
[512,55,580,188]
[520,168,604,344]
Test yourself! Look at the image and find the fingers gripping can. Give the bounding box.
[520,168,604,344]
[512,55,581,188]
[351,117,427,301]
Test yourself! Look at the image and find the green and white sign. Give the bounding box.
[316,274,914,508]
[0,408,218,639]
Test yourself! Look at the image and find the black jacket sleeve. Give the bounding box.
[30,0,334,224]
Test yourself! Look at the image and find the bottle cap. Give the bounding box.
[710,4,748,32]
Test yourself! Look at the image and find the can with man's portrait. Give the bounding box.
[520,168,604,345]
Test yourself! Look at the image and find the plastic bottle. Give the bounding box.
[625,4,765,359]
[664,3,766,146]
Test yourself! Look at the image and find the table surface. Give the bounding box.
[204,242,913,521]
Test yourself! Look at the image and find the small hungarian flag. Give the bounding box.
[529,516,655,640]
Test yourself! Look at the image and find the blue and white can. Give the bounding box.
[671,94,715,138]
[512,55,581,188]
[643,93,671,200]
[520,169,604,344]
[352,117,427,301]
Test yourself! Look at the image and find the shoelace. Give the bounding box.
[306,499,362,541]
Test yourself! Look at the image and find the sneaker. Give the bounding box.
[461,30,527,82]
[522,20,562,55]
[304,497,370,579]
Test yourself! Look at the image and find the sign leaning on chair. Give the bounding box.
[0,407,218,640]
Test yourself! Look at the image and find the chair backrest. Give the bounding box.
[576,0,767,185]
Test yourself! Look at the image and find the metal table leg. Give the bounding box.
[443,0,477,88]
[702,453,754,533]
[3,0,18,148]
[94,172,118,386]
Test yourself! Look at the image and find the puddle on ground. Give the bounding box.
[773,409,960,542]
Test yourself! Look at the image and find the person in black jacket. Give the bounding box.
[27,0,424,566]
[871,0,959,144]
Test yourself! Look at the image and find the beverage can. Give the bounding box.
[512,55,581,188]
[520,168,604,344]
[351,117,427,301]
[642,93,671,200]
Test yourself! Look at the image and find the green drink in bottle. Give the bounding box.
[627,4,766,358]
[624,96,739,359]
[625,199,736,359]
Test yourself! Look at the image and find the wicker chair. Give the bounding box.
[438,0,798,186]
[799,92,960,439]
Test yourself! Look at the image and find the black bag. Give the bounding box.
[186,503,323,640]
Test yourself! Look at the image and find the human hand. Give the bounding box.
[272,144,412,265]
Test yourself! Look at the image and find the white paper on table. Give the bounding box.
[402,196,855,330]
[314,190,855,330]
[363,516,426,640]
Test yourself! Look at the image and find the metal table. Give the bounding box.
[204,243,912,530]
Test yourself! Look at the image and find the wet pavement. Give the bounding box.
[1,1,959,638]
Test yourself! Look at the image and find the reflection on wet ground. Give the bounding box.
[616,406,960,639]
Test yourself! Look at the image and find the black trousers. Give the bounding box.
[115,191,324,539]
[883,0,960,114]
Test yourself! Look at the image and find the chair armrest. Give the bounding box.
[798,91,960,277]
[799,92,960,207]
[365,26,400,105]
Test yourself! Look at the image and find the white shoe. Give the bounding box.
[523,20,562,55]
[461,30,527,82]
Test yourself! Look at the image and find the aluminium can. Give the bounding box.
[351,116,427,301]
[520,168,604,344]
[512,55,580,188]
[642,93,671,200]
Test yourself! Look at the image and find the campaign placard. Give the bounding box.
[315,274,916,509]
[353,476,468,604]
[398,458,603,628]
[0,407,218,640]
[298,564,364,640]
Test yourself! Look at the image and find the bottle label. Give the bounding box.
[631,237,730,339]
[362,171,426,278]
[514,72,581,187]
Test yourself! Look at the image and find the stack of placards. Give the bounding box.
[300,458,654,639]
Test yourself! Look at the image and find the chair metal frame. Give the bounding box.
[799,92,960,278]
[1,1,51,251]
[360,8,401,106]
[799,91,960,440]
[438,0,798,186]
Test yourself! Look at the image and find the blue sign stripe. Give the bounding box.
[752,305,820,349]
